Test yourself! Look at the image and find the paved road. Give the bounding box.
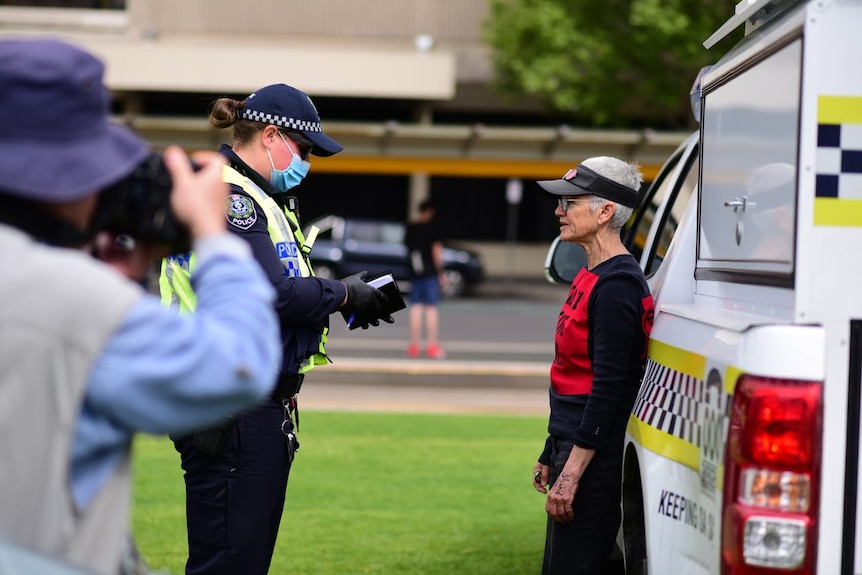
[299,381,550,416]
[300,277,567,416]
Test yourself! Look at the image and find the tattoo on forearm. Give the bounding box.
[554,473,572,495]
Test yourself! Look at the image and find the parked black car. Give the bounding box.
[303,215,485,298]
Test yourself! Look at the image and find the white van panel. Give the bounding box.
[636,444,718,575]
[794,5,862,570]
[661,281,795,332]
[650,315,822,379]
[648,154,698,309]
[631,324,730,575]
[693,281,795,311]
[737,325,825,380]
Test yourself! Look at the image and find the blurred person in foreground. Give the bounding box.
[0,38,281,575]
[160,83,392,575]
[531,157,654,574]
[404,199,447,359]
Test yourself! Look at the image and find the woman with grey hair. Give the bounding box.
[531,156,654,574]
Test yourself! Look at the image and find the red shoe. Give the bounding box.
[406,343,421,358]
[425,344,446,359]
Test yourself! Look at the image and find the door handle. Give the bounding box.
[723,196,756,213]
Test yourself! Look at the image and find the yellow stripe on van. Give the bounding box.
[818,95,862,124]
[724,365,744,395]
[627,415,701,472]
[814,197,862,227]
[647,339,706,380]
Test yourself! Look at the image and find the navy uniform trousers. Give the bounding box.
[174,399,291,575]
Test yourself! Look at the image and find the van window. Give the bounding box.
[624,151,683,261]
[622,134,699,277]
[697,38,801,281]
[644,159,698,276]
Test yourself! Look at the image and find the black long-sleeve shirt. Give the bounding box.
[545,254,654,454]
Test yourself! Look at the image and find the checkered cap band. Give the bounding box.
[241,109,322,133]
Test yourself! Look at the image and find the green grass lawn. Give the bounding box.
[132,410,549,575]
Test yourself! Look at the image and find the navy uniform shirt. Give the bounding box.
[219,144,347,375]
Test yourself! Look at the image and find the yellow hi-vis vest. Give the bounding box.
[159,165,328,374]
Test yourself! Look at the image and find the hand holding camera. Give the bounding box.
[89,147,227,255]
[88,147,229,280]
[164,146,228,241]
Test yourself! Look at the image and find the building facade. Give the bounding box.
[0,0,689,245]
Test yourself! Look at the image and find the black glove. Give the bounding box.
[340,271,390,330]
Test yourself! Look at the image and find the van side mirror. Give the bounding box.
[543,236,587,285]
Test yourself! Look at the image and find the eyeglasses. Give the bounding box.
[558,197,593,211]
[283,131,314,161]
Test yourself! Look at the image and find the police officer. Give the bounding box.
[160,83,391,575]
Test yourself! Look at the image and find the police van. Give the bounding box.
[544,1,862,573]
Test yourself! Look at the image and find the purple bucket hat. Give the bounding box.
[240,83,343,157]
[0,38,148,202]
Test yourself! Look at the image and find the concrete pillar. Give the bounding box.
[408,172,430,219]
[408,101,434,219]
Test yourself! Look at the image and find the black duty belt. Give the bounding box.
[272,372,304,401]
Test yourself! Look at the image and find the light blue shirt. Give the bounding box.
[70,234,280,508]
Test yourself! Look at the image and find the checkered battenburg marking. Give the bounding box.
[816,122,862,200]
[285,260,301,277]
[633,359,730,457]
[241,109,322,133]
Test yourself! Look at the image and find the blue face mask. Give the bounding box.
[267,133,311,193]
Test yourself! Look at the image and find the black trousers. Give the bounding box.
[542,437,623,575]
[174,399,292,575]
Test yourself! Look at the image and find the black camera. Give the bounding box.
[90,151,195,253]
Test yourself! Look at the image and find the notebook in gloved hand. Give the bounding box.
[341,270,406,329]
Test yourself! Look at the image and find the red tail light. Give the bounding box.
[722,375,822,574]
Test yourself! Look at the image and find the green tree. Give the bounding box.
[483,0,739,128]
